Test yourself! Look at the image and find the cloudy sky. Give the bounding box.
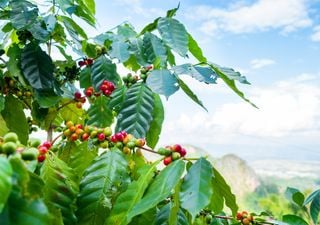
[92,0,320,161]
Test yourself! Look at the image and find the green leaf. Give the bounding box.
[180,158,213,221]
[154,203,189,225]
[285,187,305,207]
[173,64,217,84]
[209,64,257,108]
[0,157,12,213]
[146,69,179,99]
[0,115,9,136]
[188,33,207,62]
[304,190,320,224]
[116,83,154,138]
[177,77,207,111]
[77,150,130,225]
[128,160,185,220]
[1,95,29,144]
[282,215,308,225]
[106,161,160,225]
[61,15,88,39]
[117,23,137,40]
[139,17,160,36]
[83,0,95,14]
[129,208,157,225]
[108,85,127,113]
[28,21,50,42]
[87,95,113,127]
[166,3,180,18]
[91,55,120,90]
[0,95,4,112]
[59,100,85,124]
[169,180,183,225]
[210,167,238,216]
[128,38,148,66]
[157,18,188,56]
[79,67,92,88]
[110,41,130,62]
[34,89,62,108]
[40,153,79,225]
[21,42,54,90]
[143,32,167,66]
[9,1,38,30]
[146,94,164,148]
[7,44,24,84]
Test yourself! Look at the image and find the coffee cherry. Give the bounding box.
[157,147,172,156]
[74,91,82,99]
[100,141,109,148]
[75,124,83,129]
[76,102,83,109]
[126,141,136,149]
[37,154,46,162]
[21,147,38,160]
[42,141,52,149]
[103,89,112,96]
[2,142,17,154]
[205,214,213,224]
[70,133,78,141]
[242,218,250,225]
[123,146,131,154]
[90,130,98,138]
[66,121,74,128]
[163,156,172,166]
[81,133,89,141]
[135,138,145,147]
[38,146,49,154]
[86,58,93,65]
[110,135,117,143]
[78,61,85,67]
[236,212,243,220]
[172,152,181,160]
[103,127,112,136]
[85,89,93,97]
[172,144,182,152]
[115,133,124,142]
[3,132,19,143]
[97,133,105,141]
[63,129,71,137]
[76,128,84,135]
[180,148,187,157]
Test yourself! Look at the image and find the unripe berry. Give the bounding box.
[70,133,78,141]
[126,141,136,149]
[66,121,74,128]
[100,141,109,148]
[135,138,145,147]
[123,146,131,154]
[76,102,83,109]
[242,218,250,225]
[163,156,172,166]
[63,129,71,137]
[115,142,123,149]
[76,128,84,135]
[172,152,181,160]
[69,126,76,133]
[103,127,112,136]
[90,130,98,138]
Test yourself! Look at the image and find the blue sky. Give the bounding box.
[91,0,320,162]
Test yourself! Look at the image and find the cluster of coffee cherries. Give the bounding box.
[109,131,145,154]
[78,58,93,67]
[73,91,87,108]
[236,211,254,225]
[0,76,32,98]
[37,141,52,162]
[122,65,153,87]
[157,144,187,166]
[62,121,146,154]
[84,81,115,99]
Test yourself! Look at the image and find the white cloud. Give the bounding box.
[250,58,275,69]
[163,74,320,143]
[188,0,312,35]
[311,25,320,41]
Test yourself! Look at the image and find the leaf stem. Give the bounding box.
[51,133,63,145]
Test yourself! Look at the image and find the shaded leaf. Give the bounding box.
[173,64,217,84]
[21,42,54,90]
[304,190,320,224]
[282,215,308,225]
[9,1,38,30]
[77,150,130,225]
[143,32,167,66]
[285,187,305,207]
[110,41,130,62]
[87,95,113,127]
[154,203,189,225]
[108,85,127,113]
[0,157,12,213]
[116,83,154,138]
[188,33,207,62]
[146,94,164,148]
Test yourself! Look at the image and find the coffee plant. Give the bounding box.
[0,1,317,225]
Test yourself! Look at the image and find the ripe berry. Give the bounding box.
[110,135,118,143]
[69,126,76,133]
[78,61,85,67]
[76,102,83,109]
[107,82,115,91]
[120,131,127,137]
[180,148,187,157]
[135,138,145,147]
[97,133,105,141]
[85,89,93,97]
[172,144,182,152]
[236,212,243,220]
[115,133,124,142]
[75,128,84,135]
[100,84,108,91]
[82,133,90,141]
[38,146,48,154]
[75,124,83,129]
[42,141,52,149]
[86,58,93,65]
[163,156,172,166]
[103,89,112,96]
[37,154,46,162]
[242,218,250,225]
[70,133,78,141]
[74,91,82,99]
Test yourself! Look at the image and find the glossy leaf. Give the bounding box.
[169,180,183,225]
[157,18,188,56]
[154,203,189,225]
[173,64,217,84]
[147,69,179,99]
[41,153,79,225]
[143,32,167,66]
[188,33,207,62]
[116,83,154,138]
[21,42,54,90]
[0,157,12,213]
[59,100,85,124]
[177,77,207,111]
[180,158,213,221]
[146,94,164,148]
[110,41,130,62]
[304,190,320,224]
[108,85,127,114]
[282,215,308,225]
[139,18,160,36]
[83,0,95,14]
[77,150,130,225]
[129,38,148,66]
[210,167,238,216]
[128,160,185,220]
[79,67,92,88]
[91,55,120,90]
[61,15,87,39]
[1,95,29,145]
[9,1,38,30]
[285,187,305,207]
[87,95,113,127]
[0,115,9,136]
[106,161,160,225]
[209,64,257,108]
[166,3,180,18]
